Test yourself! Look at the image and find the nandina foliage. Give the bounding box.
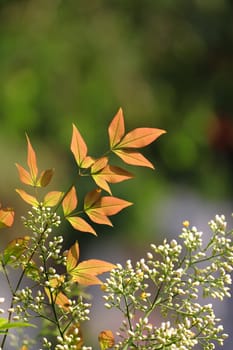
[0,108,166,349]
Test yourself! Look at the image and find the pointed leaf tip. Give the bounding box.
[67,241,80,272]
[15,163,33,186]
[26,134,38,182]
[118,127,166,149]
[67,216,97,235]
[114,149,155,169]
[15,189,39,206]
[62,186,78,216]
[71,123,88,167]
[108,108,125,149]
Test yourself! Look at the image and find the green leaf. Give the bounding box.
[2,236,30,266]
[0,317,36,330]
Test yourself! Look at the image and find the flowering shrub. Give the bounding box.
[0,109,232,349]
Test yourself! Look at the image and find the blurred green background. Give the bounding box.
[0,0,233,348]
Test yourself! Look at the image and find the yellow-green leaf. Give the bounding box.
[71,124,88,167]
[43,191,64,207]
[62,186,78,216]
[108,108,125,149]
[67,216,97,235]
[67,241,80,272]
[15,189,39,206]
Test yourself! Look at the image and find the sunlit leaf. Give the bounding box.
[84,189,102,210]
[0,318,36,331]
[62,186,78,216]
[91,174,112,194]
[113,149,155,169]
[45,276,71,311]
[43,191,64,207]
[67,216,97,235]
[15,163,33,186]
[26,134,38,182]
[15,189,39,206]
[91,157,108,173]
[84,193,132,226]
[45,287,71,311]
[2,236,30,265]
[81,155,95,169]
[0,208,14,229]
[117,127,166,149]
[70,259,116,285]
[38,168,54,187]
[108,108,125,149]
[94,196,133,216]
[71,124,88,167]
[67,241,80,272]
[99,330,115,350]
[85,209,113,226]
[71,273,102,285]
[97,165,134,183]
[54,291,71,311]
[76,259,116,276]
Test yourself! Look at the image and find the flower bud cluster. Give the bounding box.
[13,287,44,322]
[103,214,233,349]
[22,205,61,236]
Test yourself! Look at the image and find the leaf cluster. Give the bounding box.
[0,109,165,349]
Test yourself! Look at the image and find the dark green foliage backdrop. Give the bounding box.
[0,0,232,241]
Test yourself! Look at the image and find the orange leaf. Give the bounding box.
[71,124,88,167]
[71,273,103,286]
[81,155,95,169]
[16,189,39,206]
[45,287,71,311]
[93,196,133,216]
[38,168,54,187]
[76,259,116,276]
[67,241,80,272]
[117,127,166,149]
[91,157,108,173]
[99,330,115,350]
[113,149,155,169]
[85,209,113,226]
[15,163,33,186]
[91,162,134,194]
[108,108,125,149]
[26,134,38,182]
[45,276,71,310]
[91,158,111,193]
[62,186,78,216]
[84,189,102,210]
[43,191,64,207]
[91,175,112,195]
[67,216,97,235]
[0,208,14,229]
[70,259,116,285]
[98,165,134,183]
